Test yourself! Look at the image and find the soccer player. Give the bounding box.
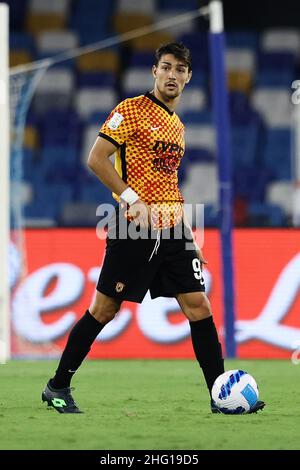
[42,42,264,414]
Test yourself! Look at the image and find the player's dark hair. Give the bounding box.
[155,42,192,71]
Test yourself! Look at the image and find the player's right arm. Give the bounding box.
[87,137,150,228]
[88,136,127,197]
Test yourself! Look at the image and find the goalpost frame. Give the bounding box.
[209,0,236,357]
[0,3,10,363]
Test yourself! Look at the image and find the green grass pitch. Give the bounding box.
[0,359,299,450]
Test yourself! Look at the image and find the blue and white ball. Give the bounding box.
[211,370,259,414]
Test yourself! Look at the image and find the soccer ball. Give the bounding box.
[211,370,259,414]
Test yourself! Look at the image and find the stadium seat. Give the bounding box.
[10,50,33,67]
[129,52,155,67]
[155,10,197,35]
[255,69,294,88]
[39,148,80,186]
[231,124,260,169]
[204,204,219,227]
[262,128,292,179]
[182,163,218,205]
[159,0,199,9]
[258,51,296,71]
[11,181,33,207]
[131,32,174,51]
[77,72,117,88]
[28,0,70,15]
[81,125,103,165]
[10,32,35,53]
[6,0,28,29]
[123,68,155,94]
[75,88,117,119]
[33,67,75,114]
[185,125,215,152]
[60,202,100,226]
[113,13,152,34]
[24,182,74,226]
[176,88,206,113]
[36,30,78,54]
[116,0,156,15]
[80,181,113,205]
[26,13,66,35]
[261,29,300,56]
[226,49,256,73]
[39,110,81,147]
[23,126,40,150]
[228,71,253,94]
[185,148,214,164]
[233,167,271,202]
[251,88,291,127]
[229,92,262,125]
[70,0,113,38]
[76,50,120,73]
[226,31,258,50]
[248,202,287,227]
[182,110,212,125]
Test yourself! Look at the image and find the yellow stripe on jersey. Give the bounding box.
[99,92,185,228]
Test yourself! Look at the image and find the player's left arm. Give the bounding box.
[183,209,207,267]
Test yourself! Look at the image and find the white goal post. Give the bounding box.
[0,3,10,363]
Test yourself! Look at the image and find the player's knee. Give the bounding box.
[89,292,121,324]
[182,292,212,321]
[90,305,119,324]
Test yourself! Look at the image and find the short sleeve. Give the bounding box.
[99,99,138,148]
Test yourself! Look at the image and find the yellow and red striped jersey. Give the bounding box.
[99,92,185,228]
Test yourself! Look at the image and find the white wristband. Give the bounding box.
[120,187,139,206]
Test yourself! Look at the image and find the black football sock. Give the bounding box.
[50,310,105,389]
[189,316,224,395]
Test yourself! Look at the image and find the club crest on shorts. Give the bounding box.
[115,282,125,293]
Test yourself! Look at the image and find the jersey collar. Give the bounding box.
[145,91,174,116]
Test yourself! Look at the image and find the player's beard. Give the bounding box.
[158,83,181,102]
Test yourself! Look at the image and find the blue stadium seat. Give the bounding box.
[178,163,186,185]
[39,146,81,186]
[226,31,258,50]
[87,111,110,126]
[231,124,261,169]
[229,92,262,126]
[177,33,209,69]
[263,128,292,180]
[234,167,271,202]
[129,52,155,67]
[40,110,82,148]
[190,71,207,88]
[77,72,117,88]
[185,148,214,164]
[78,30,111,46]
[204,204,219,227]
[182,110,212,125]
[159,0,199,10]
[25,182,74,223]
[70,0,113,37]
[6,0,28,29]
[10,32,35,53]
[248,202,287,227]
[255,69,294,87]
[80,181,113,205]
[258,52,296,71]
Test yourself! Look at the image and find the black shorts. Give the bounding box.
[97,206,205,303]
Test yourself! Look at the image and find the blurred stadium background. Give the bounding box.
[2,0,300,361]
[0,0,300,452]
